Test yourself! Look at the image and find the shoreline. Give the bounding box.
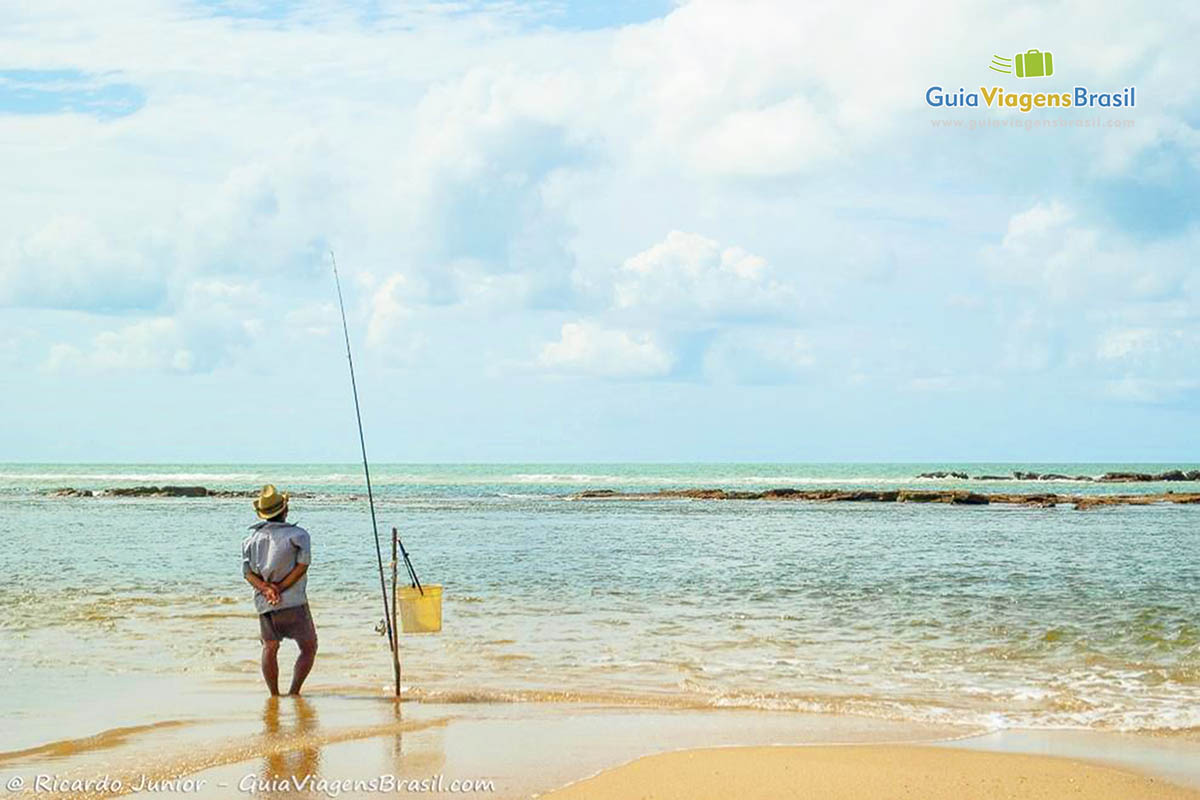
[5,699,1200,799]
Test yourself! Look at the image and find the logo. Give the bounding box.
[990,49,1054,78]
[925,48,1135,113]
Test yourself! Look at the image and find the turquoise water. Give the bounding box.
[1,463,1198,751]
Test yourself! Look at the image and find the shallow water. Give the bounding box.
[1,463,1198,753]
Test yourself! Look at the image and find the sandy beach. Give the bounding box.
[545,744,1200,800]
[4,693,1200,799]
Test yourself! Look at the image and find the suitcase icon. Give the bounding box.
[1015,49,1053,78]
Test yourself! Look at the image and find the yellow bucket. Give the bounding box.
[397,584,442,633]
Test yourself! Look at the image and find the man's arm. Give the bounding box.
[243,537,280,605]
[274,563,308,594]
[245,569,281,604]
[273,528,311,596]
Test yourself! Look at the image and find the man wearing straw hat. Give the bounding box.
[242,484,318,696]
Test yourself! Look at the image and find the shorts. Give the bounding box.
[259,603,317,643]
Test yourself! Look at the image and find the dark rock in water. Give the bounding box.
[895,489,987,505]
[1074,494,1153,510]
[107,485,210,497]
[1011,471,1093,482]
[678,489,734,499]
[1098,472,1155,482]
[1157,470,1188,481]
[916,471,969,480]
[897,490,948,503]
[976,475,1012,481]
[987,492,1059,506]
[50,487,93,497]
[575,489,618,498]
[832,490,900,502]
[163,485,210,497]
[1187,471,1200,481]
[107,486,149,496]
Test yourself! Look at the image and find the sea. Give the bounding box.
[2,463,1198,754]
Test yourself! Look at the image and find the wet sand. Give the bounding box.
[4,695,1200,799]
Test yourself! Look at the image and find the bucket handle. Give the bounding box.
[394,528,424,595]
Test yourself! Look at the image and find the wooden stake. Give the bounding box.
[391,526,401,698]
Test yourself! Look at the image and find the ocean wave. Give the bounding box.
[507,474,917,485]
[0,471,362,485]
[394,684,1200,735]
[0,472,264,483]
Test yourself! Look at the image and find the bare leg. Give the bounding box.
[288,637,318,696]
[261,640,281,696]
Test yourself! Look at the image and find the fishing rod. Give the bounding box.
[330,250,396,656]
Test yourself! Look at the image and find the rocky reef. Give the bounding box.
[44,483,1200,511]
[915,470,1200,482]
[49,485,260,498]
[569,487,1200,510]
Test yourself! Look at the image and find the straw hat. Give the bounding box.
[253,484,289,520]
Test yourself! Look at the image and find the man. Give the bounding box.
[242,484,318,696]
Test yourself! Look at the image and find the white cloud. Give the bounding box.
[180,136,339,277]
[607,0,931,176]
[46,318,195,373]
[537,321,673,378]
[978,201,1200,401]
[1092,326,1200,405]
[1003,201,1075,244]
[44,279,262,373]
[701,329,814,384]
[534,230,804,381]
[1097,328,1159,361]
[3,0,1199,423]
[1104,376,1199,405]
[984,200,1193,303]
[613,230,796,321]
[0,215,166,311]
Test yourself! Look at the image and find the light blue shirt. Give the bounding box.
[242,521,311,615]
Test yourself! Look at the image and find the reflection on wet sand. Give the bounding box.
[384,700,447,778]
[251,695,449,798]
[260,697,320,798]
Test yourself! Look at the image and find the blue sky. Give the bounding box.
[1,0,1198,462]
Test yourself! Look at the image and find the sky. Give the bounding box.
[1,0,1198,462]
